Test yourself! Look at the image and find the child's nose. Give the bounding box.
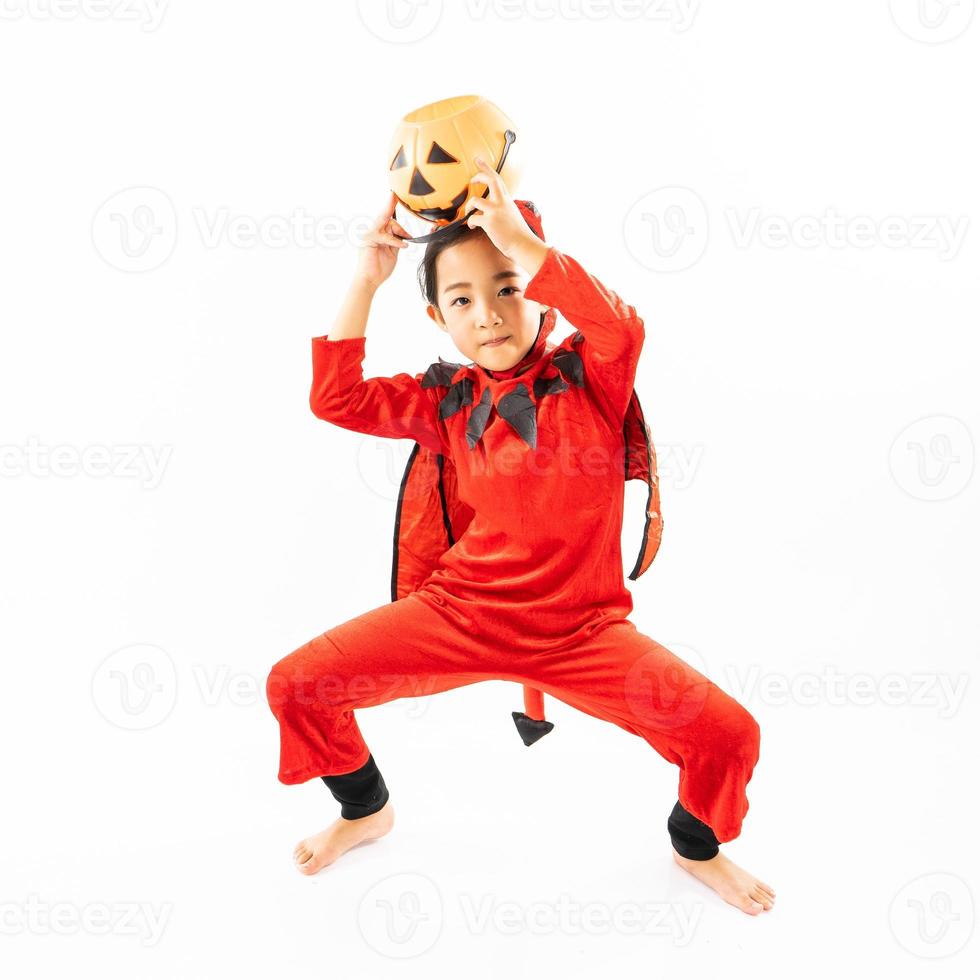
[475,302,503,328]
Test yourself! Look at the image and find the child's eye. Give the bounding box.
[450,286,519,308]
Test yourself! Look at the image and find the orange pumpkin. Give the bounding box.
[387,95,522,236]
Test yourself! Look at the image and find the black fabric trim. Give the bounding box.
[421,356,465,389]
[533,373,568,399]
[438,377,474,420]
[390,442,421,602]
[552,348,585,388]
[496,382,537,449]
[667,799,720,860]
[435,453,454,546]
[627,391,655,582]
[321,753,390,820]
[465,387,493,449]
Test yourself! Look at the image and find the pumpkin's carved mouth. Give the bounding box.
[411,188,468,224]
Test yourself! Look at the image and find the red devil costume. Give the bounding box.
[266,201,761,857]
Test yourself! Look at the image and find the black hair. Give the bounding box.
[416,209,546,320]
[416,220,485,316]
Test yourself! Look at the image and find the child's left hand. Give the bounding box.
[464,156,535,260]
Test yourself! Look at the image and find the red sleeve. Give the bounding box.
[309,334,445,453]
[523,246,645,427]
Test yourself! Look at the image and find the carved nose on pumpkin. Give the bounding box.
[409,168,435,196]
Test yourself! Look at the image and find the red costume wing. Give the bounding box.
[624,390,664,580]
[390,443,474,601]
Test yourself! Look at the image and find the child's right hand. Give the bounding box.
[354,191,412,291]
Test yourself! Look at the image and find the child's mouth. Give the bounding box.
[482,335,511,348]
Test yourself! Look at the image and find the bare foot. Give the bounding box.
[672,849,776,915]
[293,801,395,875]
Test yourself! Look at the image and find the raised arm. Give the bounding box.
[522,246,645,427]
[310,335,445,453]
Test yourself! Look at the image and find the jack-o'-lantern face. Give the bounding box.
[387,94,521,228]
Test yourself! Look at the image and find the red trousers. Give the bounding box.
[266,591,760,844]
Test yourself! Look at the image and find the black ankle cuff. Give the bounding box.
[668,799,720,860]
[321,753,389,820]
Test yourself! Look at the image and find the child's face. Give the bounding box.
[427,233,548,370]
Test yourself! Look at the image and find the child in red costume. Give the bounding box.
[266,158,776,915]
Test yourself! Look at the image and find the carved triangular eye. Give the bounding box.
[390,146,408,170]
[426,142,458,164]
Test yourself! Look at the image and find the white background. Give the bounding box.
[1,1,978,976]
